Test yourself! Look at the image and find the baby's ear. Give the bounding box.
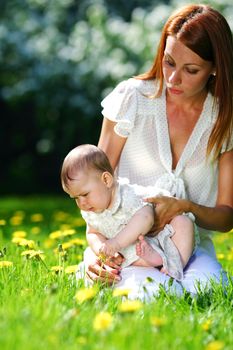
[102,172,114,188]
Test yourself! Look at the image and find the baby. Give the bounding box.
[61,144,196,281]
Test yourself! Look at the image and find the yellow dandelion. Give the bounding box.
[71,217,85,226]
[43,238,55,249]
[10,216,23,226]
[70,238,86,246]
[227,252,233,261]
[59,224,72,231]
[93,312,113,331]
[201,319,212,331]
[205,340,225,350]
[61,242,74,250]
[31,227,41,235]
[51,266,64,273]
[12,231,27,238]
[75,286,98,303]
[14,210,25,217]
[63,229,76,237]
[0,219,6,226]
[150,316,167,327]
[0,261,13,268]
[216,253,225,260]
[19,239,36,249]
[113,288,132,297]
[21,250,44,260]
[53,211,69,221]
[30,213,44,222]
[49,230,64,240]
[118,300,143,313]
[12,237,24,245]
[65,265,79,274]
[76,254,83,262]
[50,229,76,240]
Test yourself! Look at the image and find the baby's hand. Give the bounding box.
[98,239,121,258]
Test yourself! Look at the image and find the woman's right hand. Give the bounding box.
[85,249,125,285]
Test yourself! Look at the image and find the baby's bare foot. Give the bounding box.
[136,235,163,267]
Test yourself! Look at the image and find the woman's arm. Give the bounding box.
[99,205,154,256]
[146,150,233,232]
[98,118,127,170]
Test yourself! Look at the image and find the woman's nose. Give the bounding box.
[168,70,181,85]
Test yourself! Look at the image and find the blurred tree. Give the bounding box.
[0,0,232,194]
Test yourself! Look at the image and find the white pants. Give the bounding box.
[80,245,228,302]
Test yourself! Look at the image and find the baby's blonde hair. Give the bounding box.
[61,144,114,190]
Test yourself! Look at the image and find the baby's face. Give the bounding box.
[65,170,113,213]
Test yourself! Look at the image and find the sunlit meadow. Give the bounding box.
[0,196,232,350]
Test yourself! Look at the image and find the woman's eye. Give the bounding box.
[164,59,175,67]
[186,68,199,74]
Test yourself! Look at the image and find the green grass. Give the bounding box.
[0,196,232,350]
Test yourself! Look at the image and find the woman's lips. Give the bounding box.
[168,87,183,95]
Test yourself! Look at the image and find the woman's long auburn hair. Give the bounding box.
[137,4,233,159]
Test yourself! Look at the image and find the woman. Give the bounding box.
[82,4,233,300]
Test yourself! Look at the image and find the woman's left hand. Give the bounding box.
[145,196,186,235]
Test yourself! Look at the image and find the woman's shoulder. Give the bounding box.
[120,78,158,95]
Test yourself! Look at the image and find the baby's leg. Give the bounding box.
[170,215,194,267]
[135,235,163,267]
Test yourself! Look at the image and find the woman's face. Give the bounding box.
[162,36,214,100]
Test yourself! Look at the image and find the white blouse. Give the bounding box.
[101,78,232,253]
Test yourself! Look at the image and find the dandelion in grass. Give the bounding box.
[21,250,49,271]
[0,261,13,268]
[76,254,83,262]
[53,211,69,222]
[12,231,27,238]
[113,288,132,297]
[227,252,233,261]
[201,319,212,331]
[75,286,98,303]
[49,229,76,240]
[21,250,45,260]
[150,316,167,327]
[60,242,74,251]
[59,224,72,231]
[216,253,225,260]
[205,340,225,350]
[10,216,23,226]
[49,230,64,240]
[118,300,143,313]
[19,239,36,249]
[43,238,55,249]
[12,237,36,249]
[0,219,6,226]
[93,312,113,331]
[51,266,64,274]
[71,217,85,227]
[69,238,86,247]
[65,265,79,274]
[30,213,44,222]
[31,227,41,235]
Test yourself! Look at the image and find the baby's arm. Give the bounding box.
[99,205,154,256]
[86,224,107,256]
